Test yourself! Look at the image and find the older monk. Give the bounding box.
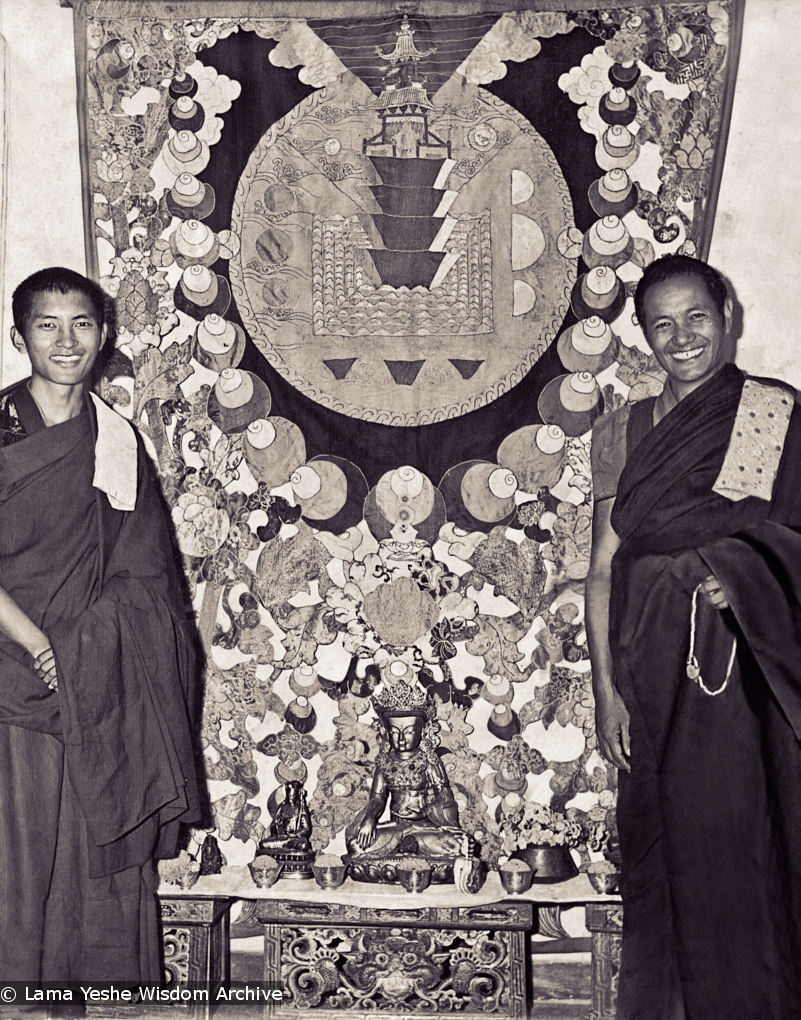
[586,254,801,1020]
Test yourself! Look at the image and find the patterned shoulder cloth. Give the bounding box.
[712,376,796,502]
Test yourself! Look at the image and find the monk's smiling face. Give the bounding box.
[12,289,106,391]
[641,274,732,401]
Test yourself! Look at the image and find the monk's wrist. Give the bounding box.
[593,680,619,705]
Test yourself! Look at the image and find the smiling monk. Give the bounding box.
[0,268,201,1010]
[586,254,801,1020]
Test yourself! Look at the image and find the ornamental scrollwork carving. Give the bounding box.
[280,924,514,1013]
[161,927,191,984]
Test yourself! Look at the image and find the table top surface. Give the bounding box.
[159,865,621,908]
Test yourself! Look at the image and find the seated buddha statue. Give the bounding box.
[259,779,313,854]
[344,679,476,882]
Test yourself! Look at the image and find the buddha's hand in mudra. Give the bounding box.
[355,815,377,850]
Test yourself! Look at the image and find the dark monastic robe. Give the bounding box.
[0,381,201,983]
[595,364,801,1020]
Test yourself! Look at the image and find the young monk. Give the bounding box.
[0,268,201,1006]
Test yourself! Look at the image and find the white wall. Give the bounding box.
[0,0,84,386]
[0,0,799,387]
[709,0,801,386]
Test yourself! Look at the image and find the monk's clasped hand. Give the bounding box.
[32,646,58,691]
[700,573,729,609]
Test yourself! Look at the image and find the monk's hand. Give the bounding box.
[701,574,729,609]
[595,688,630,772]
[32,646,58,691]
[356,816,376,850]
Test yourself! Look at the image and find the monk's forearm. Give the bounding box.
[584,570,618,702]
[585,566,631,769]
[0,586,50,658]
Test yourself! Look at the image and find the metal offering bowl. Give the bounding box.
[587,871,620,894]
[312,863,347,889]
[397,861,433,893]
[499,865,534,895]
[248,858,283,888]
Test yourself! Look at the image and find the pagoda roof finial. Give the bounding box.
[376,15,436,66]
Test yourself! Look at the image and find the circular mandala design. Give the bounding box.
[230,75,576,425]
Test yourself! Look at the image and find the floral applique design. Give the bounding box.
[0,393,27,448]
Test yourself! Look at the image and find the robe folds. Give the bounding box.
[0,382,202,983]
[603,363,801,1020]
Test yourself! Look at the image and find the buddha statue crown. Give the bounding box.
[372,679,434,723]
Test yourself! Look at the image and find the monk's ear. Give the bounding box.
[10,327,26,354]
[723,296,733,334]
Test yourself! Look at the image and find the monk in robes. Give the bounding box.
[0,268,202,1000]
[586,254,801,1020]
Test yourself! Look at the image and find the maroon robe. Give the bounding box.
[0,381,201,983]
[607,364,801,1020]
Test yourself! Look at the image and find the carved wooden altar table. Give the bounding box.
[159,867,622,1019]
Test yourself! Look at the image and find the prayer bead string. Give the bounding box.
[686,584,737,696]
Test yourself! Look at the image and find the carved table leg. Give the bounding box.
[507,929,528,1020]
[585,903,623,1020]
[263,922,282,1019]
[158,896,234,1018]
